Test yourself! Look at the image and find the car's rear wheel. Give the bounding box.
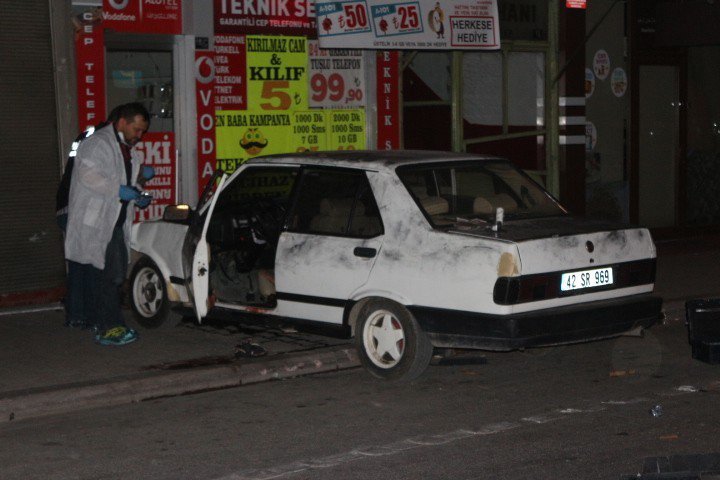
[130,258,169,329]
[355,299,433,381]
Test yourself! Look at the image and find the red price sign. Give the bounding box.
[318,0,372,36]
[308,40,366,109]
[371,2,422,36]
[310,73,363,104]
[342,3,369,29]
[396,5,420,31]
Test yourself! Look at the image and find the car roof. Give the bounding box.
[243,150,506,172]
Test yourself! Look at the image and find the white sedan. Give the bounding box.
[129,151,662,381]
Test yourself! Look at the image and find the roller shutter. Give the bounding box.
[0,1,66,300]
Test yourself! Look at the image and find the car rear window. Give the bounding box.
[397,161,566,228]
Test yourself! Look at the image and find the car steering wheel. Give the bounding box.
[245,198,287,244]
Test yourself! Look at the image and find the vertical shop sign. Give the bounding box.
[308,40,365,108]
[103,0,182,35]
[134,132,176,222]
[246,35,309,111]
[195,52,216,196]
[376,51,400,150]
[214,35,247,110]
[214,0,317,37]
[75,9,106,132]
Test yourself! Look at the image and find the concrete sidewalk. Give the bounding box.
[1,234,718,423]
[0,309,357,423]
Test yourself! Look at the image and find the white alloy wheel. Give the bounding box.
[363,309,406,369]
[129,259,169,328]
[355,299,433,381]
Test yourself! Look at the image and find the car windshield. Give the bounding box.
[397,160,567,228]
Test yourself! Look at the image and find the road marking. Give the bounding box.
[214,385,703,480]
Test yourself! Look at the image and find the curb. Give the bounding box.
[0,346,360,424]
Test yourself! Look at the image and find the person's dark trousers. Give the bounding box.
[66,261,98,328]
[96,224,129,333]
[58,213,95,328]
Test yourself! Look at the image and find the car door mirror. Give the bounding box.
[163,204,192,223]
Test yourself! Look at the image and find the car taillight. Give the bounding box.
[493,277,520,305]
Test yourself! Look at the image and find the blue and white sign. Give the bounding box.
[316,0,500,50]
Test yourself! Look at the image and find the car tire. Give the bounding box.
[355,299,433,382]
[129,258,169,329]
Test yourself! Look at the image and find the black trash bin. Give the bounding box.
[686,298,720,364]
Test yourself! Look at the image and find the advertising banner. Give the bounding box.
[195,51,217,196]
[308,40,365,109]
[246,35,309,111]
[327,109,365,150]
[216,111,294,163]
[316,0,500,50]
[214,35,247,110]
[214,0,317,37]
[376,50,400,149]
[216,108,365,171]
[134,132,177,222]
[103,0,182,35]
[213,34,367,176]
[566,0,586,9]
[75,8,106,132]
[291,110,328,152]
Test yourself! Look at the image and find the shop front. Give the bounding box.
[584,0,720,234]
[67,0,588,213]
[2,0,597,304]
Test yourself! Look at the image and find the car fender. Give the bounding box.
[130,221,190,303]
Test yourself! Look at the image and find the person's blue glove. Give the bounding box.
[136,193,152,209]
[141,166,155,181]
[119,185,141,202]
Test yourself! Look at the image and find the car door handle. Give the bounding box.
[354,247,376,258]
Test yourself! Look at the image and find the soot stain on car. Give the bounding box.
[606,230,628,249]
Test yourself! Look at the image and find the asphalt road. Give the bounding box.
[2,317,719,480]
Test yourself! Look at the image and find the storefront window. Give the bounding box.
[686,46,720,226]
[402,1,549,178]
[106,50,173,133]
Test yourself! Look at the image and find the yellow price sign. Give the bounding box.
[291,111,327,152]
[328,109,365,150]
[246,35,309,111]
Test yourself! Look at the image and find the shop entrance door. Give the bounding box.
[637,65,681,228]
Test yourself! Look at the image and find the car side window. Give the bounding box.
[289,169,383,238]
[208,166,299,248]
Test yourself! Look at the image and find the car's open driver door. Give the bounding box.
[182,171,228,323]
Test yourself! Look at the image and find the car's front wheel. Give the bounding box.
[129,258,169,329]
[355,299,433,381]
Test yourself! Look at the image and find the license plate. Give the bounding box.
[560,267,614,291]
